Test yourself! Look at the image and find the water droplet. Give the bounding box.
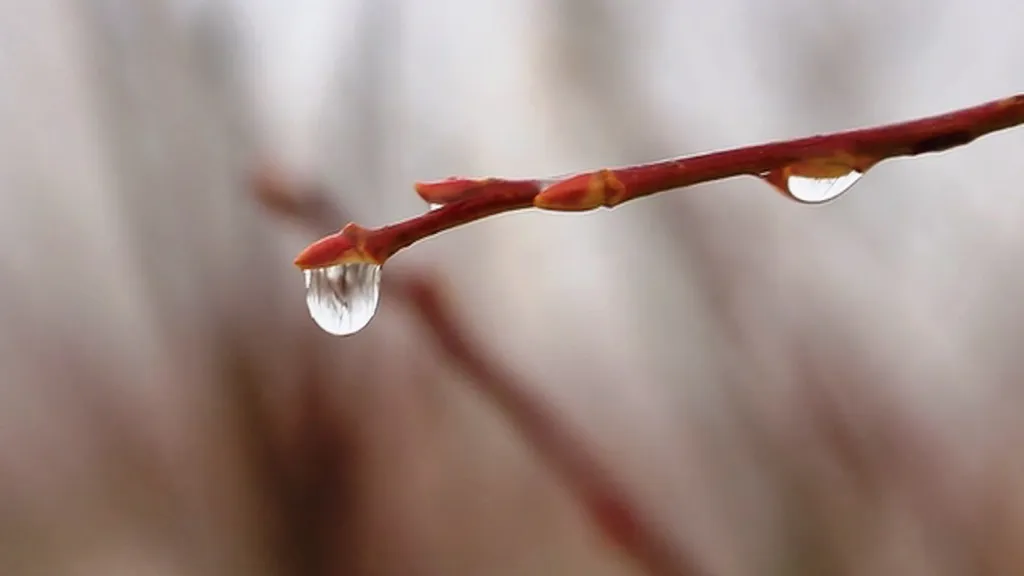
[785,171,862,203]
[428,202,443,211]
[763,163,864,204]
[303,263,382,335]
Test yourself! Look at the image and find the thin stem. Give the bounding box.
[294,94,1024,269]
[394,272,708,576]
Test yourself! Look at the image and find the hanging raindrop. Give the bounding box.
[763,162,864,204]
[303,263,382,335]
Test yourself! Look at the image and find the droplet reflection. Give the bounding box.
[763,163,864,204]
[785,171,863,203]
[304,263,382,335]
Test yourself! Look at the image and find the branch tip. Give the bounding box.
[293,223,379,269]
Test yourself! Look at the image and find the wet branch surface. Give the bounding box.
[292,94,1024,269]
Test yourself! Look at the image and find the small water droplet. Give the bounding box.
[786,171,862,203]
[763,163,864,204]
[303,263,382,335]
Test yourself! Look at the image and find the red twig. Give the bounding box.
[294,94,1024,269]
[254,173,709,576]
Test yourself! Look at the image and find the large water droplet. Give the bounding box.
[303,263,382,335]
[763,163,864,204]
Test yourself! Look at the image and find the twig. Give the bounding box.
[293,94,1024,269]
[254,171,709,576]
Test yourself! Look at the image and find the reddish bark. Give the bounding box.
[295,94,1024,269]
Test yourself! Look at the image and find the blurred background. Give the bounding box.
[2,1,1024,574]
